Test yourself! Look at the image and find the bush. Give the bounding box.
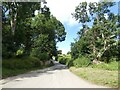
[66,59,74,68]
[109,57,117,62]
[2,57,42,78]
[58,56,66,64]
[73,56,90,68]
[31,48,49,63]
[2,57,42,70]
[16,49,24,55]
[38,52,49,61]
[2,56,54,78]
[91,61,118,71]
[58,55,72,65]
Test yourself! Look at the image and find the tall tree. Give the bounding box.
[30,2,66,60]
[31,13,66,60]
[2,2,41,58]
[71,1,119,62]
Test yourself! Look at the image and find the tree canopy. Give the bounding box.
[2,2,66,62]
[71,1,119,63]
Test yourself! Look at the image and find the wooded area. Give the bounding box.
[58,2,119,67]
[57,2,119,87]
[2,2,66,78]
[58,1,120,88]
[2,2,66,60]
[1,2,119,86]
[70,2,119,64]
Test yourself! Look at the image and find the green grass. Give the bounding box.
[2,66,50,79]
[89,61,118,71]
[2,57,53,79]
[70,67,118,88]
[73,57,90,68]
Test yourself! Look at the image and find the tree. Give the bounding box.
[71,1,119,63]
[67,51,71,55]
[57,50,62,55]
[31,13,66,60]
[2,2,41,58]
[30,1,66,61]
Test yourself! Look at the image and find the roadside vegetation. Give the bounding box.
[2,1,119,88]
[58,1,119,88]
[70,66,118,88]
[58,54,72,67]
[2,57,54,78]
[58,54,118,88]
[2,2,66,78]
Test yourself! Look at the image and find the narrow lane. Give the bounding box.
[1,61,107,88]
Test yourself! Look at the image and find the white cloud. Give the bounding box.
[66,16,79,26]
[46,0,99,26]
[46,0,99,54]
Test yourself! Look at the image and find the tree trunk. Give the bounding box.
[9,2,18,36]
[92,29,97,61]
[10,12,17,36]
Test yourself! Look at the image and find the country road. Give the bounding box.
[1,61,107,88]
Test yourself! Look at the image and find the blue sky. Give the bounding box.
[46,0,119,54]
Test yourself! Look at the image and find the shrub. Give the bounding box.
[73,56,90,68]
[2,57,54,78]
[58,55,72,65]
[109,57,117,62]
[58,56,66,64]
[66,59,74,68]
[38,52,49,61]
[31,48,50,63]
[16,49,24,57]
[91,61,118,71]
[2,57,42,70]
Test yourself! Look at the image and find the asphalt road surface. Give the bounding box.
[1,61,107,88]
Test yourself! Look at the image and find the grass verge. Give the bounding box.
[70,67,118,88]
[2,57,54,79]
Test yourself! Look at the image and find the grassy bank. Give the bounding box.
[2,57,53,79]
[89,61,118,71]
[70,67,118,88]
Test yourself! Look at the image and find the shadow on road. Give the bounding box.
[30,60,68,73]
[2,61,68,84]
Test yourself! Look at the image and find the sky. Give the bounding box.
[45,0,119,54]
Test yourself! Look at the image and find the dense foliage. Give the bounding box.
[58,54,72,66]
[2,57,54,78]
[2,2,66,78]
[73,56,90,68]
[2,2,41,57]
[70,1,119,66]
[2,2,66,62]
